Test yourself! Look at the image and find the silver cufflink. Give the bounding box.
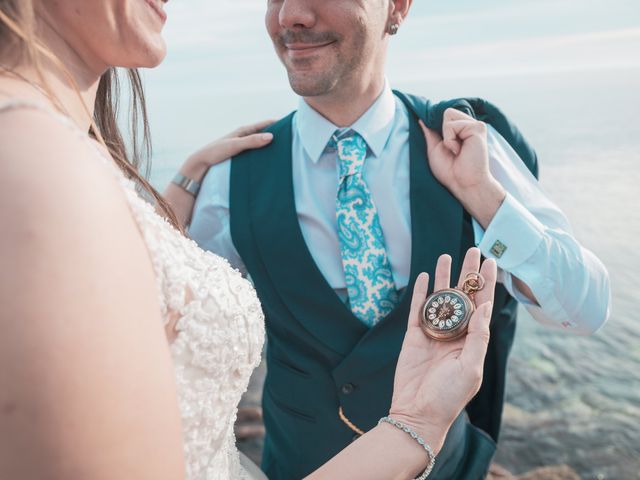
[490,240,508,258]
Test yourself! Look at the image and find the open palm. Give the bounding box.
[389,248,497,447]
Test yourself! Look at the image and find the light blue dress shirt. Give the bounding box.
[189,84,610,335]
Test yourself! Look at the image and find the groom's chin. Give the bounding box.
[286,72,337,98]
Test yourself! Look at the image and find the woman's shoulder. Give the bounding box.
[0,98,152,290]
[0,99,129,226]
[0,98,101,168]
[0,101,186,480]
[0,96,165,346]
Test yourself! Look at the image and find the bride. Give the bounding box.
[0,1,498,479]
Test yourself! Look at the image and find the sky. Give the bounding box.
[142,0,640,183]
[155,0,640,82]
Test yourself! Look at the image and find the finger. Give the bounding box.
[442,120,462,156]
[442,119,487,143]
[443,139,462,156]
[459,301,493,370]
[473,258,498,307]
[444,107,474,122]
[419,119,443,150]
[224,132,273,158]
[227,119,277,138]
[442,119,486,156]
[408,272,430,328]
[433,254,452,292]
[457,247,481,289]
[230,119,276,138]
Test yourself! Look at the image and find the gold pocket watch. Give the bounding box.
[421,273,485,341]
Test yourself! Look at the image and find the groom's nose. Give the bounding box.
[278,0,317,30]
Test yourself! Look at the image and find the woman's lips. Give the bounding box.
[144,0,167,23]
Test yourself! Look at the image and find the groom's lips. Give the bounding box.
[285,42,334,59]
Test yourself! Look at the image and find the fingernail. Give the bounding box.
[261,133,273,141]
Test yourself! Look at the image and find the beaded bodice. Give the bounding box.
[124,171,265,480]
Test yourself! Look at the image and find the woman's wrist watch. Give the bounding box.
[172,173,201,196]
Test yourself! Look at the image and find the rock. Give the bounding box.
[488,462,516,479]
[515,465,581,480]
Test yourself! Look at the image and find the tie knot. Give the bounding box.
[333,130,367,179]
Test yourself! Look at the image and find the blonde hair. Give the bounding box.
[0,0,182,232]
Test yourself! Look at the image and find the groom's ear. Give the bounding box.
[388,0,413,26]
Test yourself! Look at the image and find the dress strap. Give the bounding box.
[0,98,82,133]
[0,98,131,183]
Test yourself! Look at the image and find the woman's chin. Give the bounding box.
[139,36,167,67]
[143,47,167,68]
[116,39,167,69]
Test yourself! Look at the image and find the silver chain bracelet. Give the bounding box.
[378,416,436,479]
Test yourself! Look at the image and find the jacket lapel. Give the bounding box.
[400,91,464,295]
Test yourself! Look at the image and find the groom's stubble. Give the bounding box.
[276,28,360,97]
[265,0,390,101]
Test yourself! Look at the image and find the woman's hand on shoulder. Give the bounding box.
[389,248,497,455]
[181,119,275,181]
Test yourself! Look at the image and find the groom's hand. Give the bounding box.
[420,109,506,229]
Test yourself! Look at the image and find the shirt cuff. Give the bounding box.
[473,192,546,271]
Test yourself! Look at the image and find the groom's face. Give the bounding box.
[266,0,390,97]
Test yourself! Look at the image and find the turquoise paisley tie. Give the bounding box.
[334,130,399,327]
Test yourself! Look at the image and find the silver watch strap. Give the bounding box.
[172,173,201,196]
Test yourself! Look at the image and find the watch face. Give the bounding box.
[421,288,474,341]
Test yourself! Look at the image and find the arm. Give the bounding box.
[422,110,610,335]
[0,111,185,479]
[308,250,498,479]
[188,160,248,274]
[307,421,445,480]
[473,129,610,333]
[162,121,273,229]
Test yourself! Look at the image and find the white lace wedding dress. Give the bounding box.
[0,100,266,480]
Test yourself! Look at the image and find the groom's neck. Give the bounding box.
[303,75,386,128]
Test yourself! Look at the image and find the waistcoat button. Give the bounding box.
[341,383,355,395]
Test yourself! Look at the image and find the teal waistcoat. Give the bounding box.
[230,92,538,479]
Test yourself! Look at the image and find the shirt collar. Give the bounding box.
[295,80,397,163]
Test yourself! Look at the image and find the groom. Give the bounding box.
[189,0,610,478]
